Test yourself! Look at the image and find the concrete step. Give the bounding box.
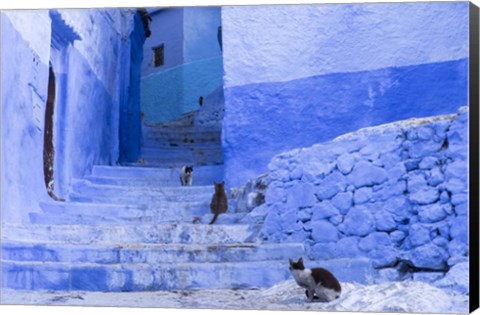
[138,157,223,166]
[144,128,220,135]
[141,147,222,156]
[2,241,305,264]
[91,165,224,179]
[2,223,259,245]
[144,131,221,142]
[37,200,246,225]
[40,200,210,218]
[140,148,223,163]
[142,140,222,149]
[68,192,212,204]
[143,126,220,135]
[136,156,223,167]
[130,162,223,169]
[69,179,214,203]
[1,259,294,291]
[72,179,214,194]
[84,174,221,187]
[2,257,376,291]
[143,138,221,148]
[30,211,246,225]
[143,113,196,129]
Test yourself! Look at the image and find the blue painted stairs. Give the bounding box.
[2,117,306,292]
[140,120,223,166]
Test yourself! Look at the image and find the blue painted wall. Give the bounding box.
[1,11,51,225]
[141,56,223,123]
[222,2,469,88]
[183,7,222,63]
[141,7,223,123]
[1,9,136,224]
[194,85,225,128]
[141,8,184,76]
[221,2,469,186]
[119,11,146,163]
[141,62,184,122]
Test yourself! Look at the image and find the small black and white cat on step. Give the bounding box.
[289,257,341,302]
[180,166,193,186]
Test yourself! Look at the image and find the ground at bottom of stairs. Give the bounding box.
[1,280,468,313]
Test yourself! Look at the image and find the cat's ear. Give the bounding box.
[298,257,303,264]
[289,258,293,265]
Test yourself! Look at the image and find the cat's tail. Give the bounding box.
[209,213,219,225]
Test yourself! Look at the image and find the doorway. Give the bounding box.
[43,63,58,200]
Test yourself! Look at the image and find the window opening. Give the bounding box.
[153,44,164,67]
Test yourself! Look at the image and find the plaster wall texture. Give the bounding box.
[182,56,223,115]
[1,9,135,224]
[141,8,184,76]
[221,2,469,87]
[183,7,222,63]
[2,10,52,65]
[52,9,134,99]
[140,7,223,123]
[119,12,146,163]
[247,107,468,292]
[141,56,223,123]
[221,2,469,186]
[193,85,225,128]
[1,12,51,225]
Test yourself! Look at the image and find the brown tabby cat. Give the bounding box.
[209,181,228,224]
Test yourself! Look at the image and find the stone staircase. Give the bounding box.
[2,115,306,292]
[139,115,223,166]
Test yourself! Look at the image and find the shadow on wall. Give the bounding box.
[119,10,148,163]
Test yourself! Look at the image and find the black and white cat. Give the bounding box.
[289,257,341,302]
[179,166,193,186]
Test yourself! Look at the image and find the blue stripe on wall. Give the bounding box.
[223,58,468,187]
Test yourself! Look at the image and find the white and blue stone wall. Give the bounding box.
[1,9,136,224]
[140,7,223,123]
[249,107,468,291]
[221,2,469,187]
